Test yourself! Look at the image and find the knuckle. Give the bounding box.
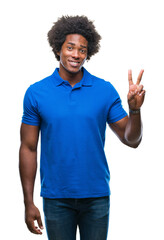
[36,213,41,219]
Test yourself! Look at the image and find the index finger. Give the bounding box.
[136,69,144,85]
[128,69,133,86]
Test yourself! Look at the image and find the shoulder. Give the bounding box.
[87,69,115,88]
[24,74,53,101]
[28,75,52,91]
[89,71,119,96]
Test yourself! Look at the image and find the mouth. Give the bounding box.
[68,60,81,67]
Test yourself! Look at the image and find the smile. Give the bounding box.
[68,61,80,67]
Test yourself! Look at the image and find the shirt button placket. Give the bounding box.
[69,88,76,104]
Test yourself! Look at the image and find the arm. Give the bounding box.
[109,69,145,148]
[19,123,43,234]
[109,113,142,148]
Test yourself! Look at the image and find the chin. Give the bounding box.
[69,68,81,74]
[63,64,83,74]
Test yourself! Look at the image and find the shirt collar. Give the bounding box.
[52,67,93,87]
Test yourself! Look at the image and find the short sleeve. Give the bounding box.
[107,86,127,124]
[22,87,41,126]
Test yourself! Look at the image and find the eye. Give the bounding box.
[67,46,73,50]
[80,49,86,54]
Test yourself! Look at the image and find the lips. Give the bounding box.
[68,60,80,67]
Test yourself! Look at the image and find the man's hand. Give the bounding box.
[25,204,44,235]
[128,69,146,110]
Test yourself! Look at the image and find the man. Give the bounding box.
[19,15,145,240]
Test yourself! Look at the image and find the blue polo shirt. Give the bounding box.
[22,67,127,198]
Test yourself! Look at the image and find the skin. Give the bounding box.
[109,69,145,147]
[57,34,88,87]
[19,125,43,234]
[19,34,146,235]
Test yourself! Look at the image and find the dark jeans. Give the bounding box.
[43,196,110,240]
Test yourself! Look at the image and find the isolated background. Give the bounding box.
[1,0,164,239]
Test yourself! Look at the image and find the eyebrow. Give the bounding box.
[67,42,87,48]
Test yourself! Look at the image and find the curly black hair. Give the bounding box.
[47,15,101,61]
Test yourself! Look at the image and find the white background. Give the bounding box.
[0,0,164,239]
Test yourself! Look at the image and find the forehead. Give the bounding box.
[64,34,88,46]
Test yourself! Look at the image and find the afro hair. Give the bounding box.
[47,15,101,61]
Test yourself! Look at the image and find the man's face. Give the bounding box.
[58,34,88,74]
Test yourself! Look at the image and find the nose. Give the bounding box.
[72,49,80,59]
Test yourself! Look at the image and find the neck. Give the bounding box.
[58,64,83,87]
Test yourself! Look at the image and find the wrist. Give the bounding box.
[24,198,34,207]
[129,108,140,114]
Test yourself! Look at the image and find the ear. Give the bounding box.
[57,51,60,56]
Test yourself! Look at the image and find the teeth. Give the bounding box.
[70,61,79,66]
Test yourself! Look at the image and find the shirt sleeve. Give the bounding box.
[22,87,41,126]
[107,85,127,124]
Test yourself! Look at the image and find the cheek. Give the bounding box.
[60,51,71,61]
[59,52,65,63]
[82,56,87,64]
